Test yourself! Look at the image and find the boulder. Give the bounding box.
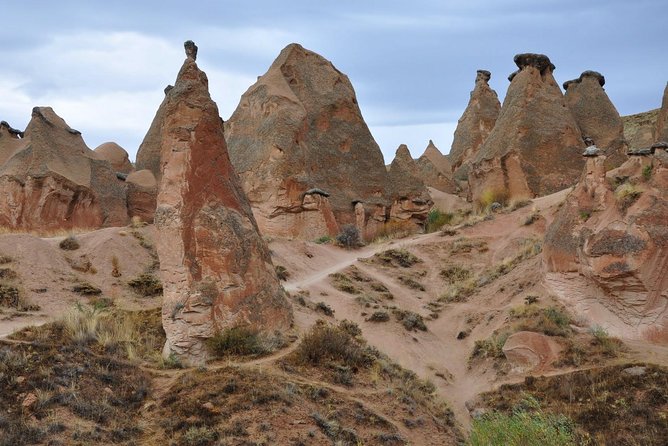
[502,331,560,371]
[94,142,133,174]
[126,169,157,223]
[469,54,584,205]
[563,71,628,168]
[450,70,501,181]
[543,153,668,339]
[416,140,457,193]
[387,145,433,226]
[656,82,668,143]
[0,107,127,230]
[225,43,389,239]
[155,41,292,365]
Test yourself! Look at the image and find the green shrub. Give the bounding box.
[128,274,163,297]
[375,249,421,267]
[336,224,361,249]
[206,326,265,357]
[425,208,454,233]
[469,409,578,446]
[315,235,333,244]
[393,310,427,331]
[275,265,289,281]
[183,426,218,446]
[71,282,102,296]
[471,333,508,360]
[589,325,621,356]
[59,235,80,251]
[642,164,653,181]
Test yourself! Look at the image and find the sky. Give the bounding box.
[1,0,667,163]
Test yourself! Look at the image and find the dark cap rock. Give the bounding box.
[513,53,555,73]
[651,141,668,150]
[184,40,198,60]
[0,121,24,138]
[563,70,605,90]
[476,70,491,83]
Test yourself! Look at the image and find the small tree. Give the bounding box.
[336,224,361,249]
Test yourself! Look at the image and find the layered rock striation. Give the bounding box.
[154,42,292,364]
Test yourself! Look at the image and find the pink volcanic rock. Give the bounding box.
[155,41,292,364]
[125,169,157,223]
[563,71,628,168]
[224,43,389,239]
[94,142,133,174]
[469,54,584,205]
[0,108,127,230]
[449,70,501,181]
[543,153,668,340]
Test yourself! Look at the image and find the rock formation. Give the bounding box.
[94,142,133,174]
[387,145,433,225]
[449,70,501,181]
[0,107,127,230]
[543,152,668,340]
[655,82,668,143]
[622,109,659,150]
[135,89,171,178]
[225,43,389,239]
[126,170,157,223]
[415,140,457,194]
[154,41,292,364]
[563,71,628,168]
[469,54,584,205]
[502,331,561,372]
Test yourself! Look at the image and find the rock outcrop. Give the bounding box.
[502,331,561,371]
[656,82,668,143]
[622,109,659,150]
[0,108,127,230]
[416,140,457,194]
[563,71,628,168]
[94,142,133,174]
[135,89,171,179]
[154,41,292,364]
[387,145,433,225]
[449,70,501,181]
[469,54,584,205]
[126,170,157,223]
[543,153,668,340]
[225,43,389,239]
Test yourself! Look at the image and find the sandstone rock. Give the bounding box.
[94,142,133,174]
[0,107,128,230]
[155,41,292,365]
[126,169,157,223]
[0,121,25,167]
[544,153,668,339]
[225,43,388,239]
[450,70,501,181]
[622,109,660,150]
[469,54,584,205]
[655,82,668,143]
[387,145,433,225]
[502,331,560,371]
[416,140,457,193]
[564,71,628,168]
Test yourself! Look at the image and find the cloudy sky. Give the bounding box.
[1,0,666,163]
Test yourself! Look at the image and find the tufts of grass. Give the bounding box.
[336,224,362,249]
[440,265,472,284]
[58,235,80,251]
[375,249,421,267]
[71,281,102,296]
[206,326,266,357]
[589,326,622,356]
[642,164,653,181]
[393,310,427,331]
[315,301,334,316]
[614,182,642,211]
[275,265,289,281]
[329,272,361,294]
[397,275,425,291]
[290,321,373,369]
[127,273,162,297]
[509,305,573,337]
[471,333,509,361]
[425,208,454,233]
[367,311,390,322]
[477,188,509,212]
[314,235,333,244]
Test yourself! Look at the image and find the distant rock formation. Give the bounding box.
[449,70,501,181]
[655,82,668,143]
[94,142,133,174]
[387,145,433,225]
[225,43,391,239]
[154,42,292,364]
[543,152,668,340]
[563,71,628,168]
[126,170,157,223]
[622,109,659,150]
[135,91,170,179]
[416,140,457,194]
[469,54,584,205]
[0,107,127,230]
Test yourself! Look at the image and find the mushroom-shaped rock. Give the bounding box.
[94,142,133,174]
[126,169,157,223]
[450,70,501,181]
[224,43,388,239]
[564,70,627,168]
[502,331,561,371]
[387,144,433,226]
[468,54,584,205]
[154,42,292,365]
[0,107,127,230]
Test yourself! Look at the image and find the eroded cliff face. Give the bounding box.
[0,108,127,230]
[469,54,584,206]
[544,152,668,340]
[563,71,628,169]
[416,140,457,194]
[449,70,500,182]
[655,82,668,144]
[155,42,292,365]
[225,43,436,240]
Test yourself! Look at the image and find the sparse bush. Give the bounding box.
[315,301,334,316]
[509,305,572,337]
[336,224,361,249]
[451,237,488,254]
[471,333,509,360]
[329,272,361,294]
[426,209,454,233]
[291,321,373,368]
[71,282,102,296]
[590,325,621,356]
[376,249,421,267]
[394,310,427,331]
[315,235,333,244]
[0,254,12,264]
[477,188,509,212]
[111,255,121,277]
[275,265,289,281]
[59,235,80,251]
[206,326,265,357]
[523,209,540,226]
[398,275,425,291]
[440,265,472,284]
[0,283,20,307]
[128,274,162,297]
[642,164,653,181]
[372,219,416,242]
[440,279,477,303]
[367,311,390,322]
[183,425,217,446]
[614,182,642,211]
[578,209,591,221]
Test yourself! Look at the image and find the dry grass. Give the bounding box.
[127,273,163,297]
